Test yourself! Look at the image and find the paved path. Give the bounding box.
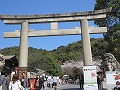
[57,84,82,90]
[40,84,82,90]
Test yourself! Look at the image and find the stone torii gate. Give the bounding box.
[0,8,111,71]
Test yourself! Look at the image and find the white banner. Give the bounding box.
[106,71,116,85]
[83,66,98,90]
[84,84,98,90]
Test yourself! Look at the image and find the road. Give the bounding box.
[44,84,83,90]
[57,84,83,90]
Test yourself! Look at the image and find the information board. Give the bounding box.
[83,66,98,90]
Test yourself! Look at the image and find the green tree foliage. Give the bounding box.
[94,0,120,61]
[63,66,82,80]
[94,0,120,26]
[0,37,109,76]
[28,50,63,76]
[53,41,83,62]
[91,38,108,58]
[105,24,120,60]
[0,46,20,59]
[69,67,82,80]
[0,46,63,76]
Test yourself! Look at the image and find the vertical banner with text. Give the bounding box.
[83,66,98,90]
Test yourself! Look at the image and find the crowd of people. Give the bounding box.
[0,71,104,90]
[0,71,61,90]
[0,72,9,90]
[0,72,46,90]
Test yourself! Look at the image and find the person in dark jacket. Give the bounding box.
[79,73,84,89]
[97,75,101,89]
[0,72,9,90]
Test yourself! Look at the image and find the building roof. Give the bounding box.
[0,53,16,61]
[3,55,16,60]
[0,53,4,61]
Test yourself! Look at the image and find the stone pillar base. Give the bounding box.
[18,67,27,79]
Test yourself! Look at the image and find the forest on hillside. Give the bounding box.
[0,38,110,76]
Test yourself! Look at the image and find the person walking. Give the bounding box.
[21,72,29,90]
[40,75,46,90]
[35,75,41,90]
[9,74,23,90]
[39,77,44,90]
[0,72,9,90]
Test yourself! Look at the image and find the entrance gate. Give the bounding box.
[0,8,111,72]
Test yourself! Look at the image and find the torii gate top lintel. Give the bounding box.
[0,8,111,20]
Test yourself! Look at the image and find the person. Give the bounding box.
[21,72,29,90]
[0,72,9,90]
[39,77,44,90]
[52,77,57,90]
[97,75,101,89]
[9,74,23,90]
[41,75,46,90]
[79,73,84,89]
[35,75,40,90]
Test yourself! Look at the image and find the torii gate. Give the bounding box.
[0,8,111,71]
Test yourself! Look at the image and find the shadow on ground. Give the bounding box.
[60,88,109,90]
[60,88,82,90]
[101,88,108,90]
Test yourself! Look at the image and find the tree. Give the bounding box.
[94,0,120,61]
[91,38,108,59]
[69,67,82,80]
[94,0,120,26]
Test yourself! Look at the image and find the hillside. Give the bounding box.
[0,38,107,76]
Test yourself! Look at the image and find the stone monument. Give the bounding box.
[102,53,117,71]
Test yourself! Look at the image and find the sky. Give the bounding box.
[0,0,104,51]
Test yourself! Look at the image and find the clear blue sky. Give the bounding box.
[0,0,103,51]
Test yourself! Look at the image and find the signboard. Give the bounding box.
[84,84,98,90]
[83,66,98,90]
[106,71,116,85]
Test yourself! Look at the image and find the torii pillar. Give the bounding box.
[19,21,29,67]
[0,8,111,71]
[81,19,92,65]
